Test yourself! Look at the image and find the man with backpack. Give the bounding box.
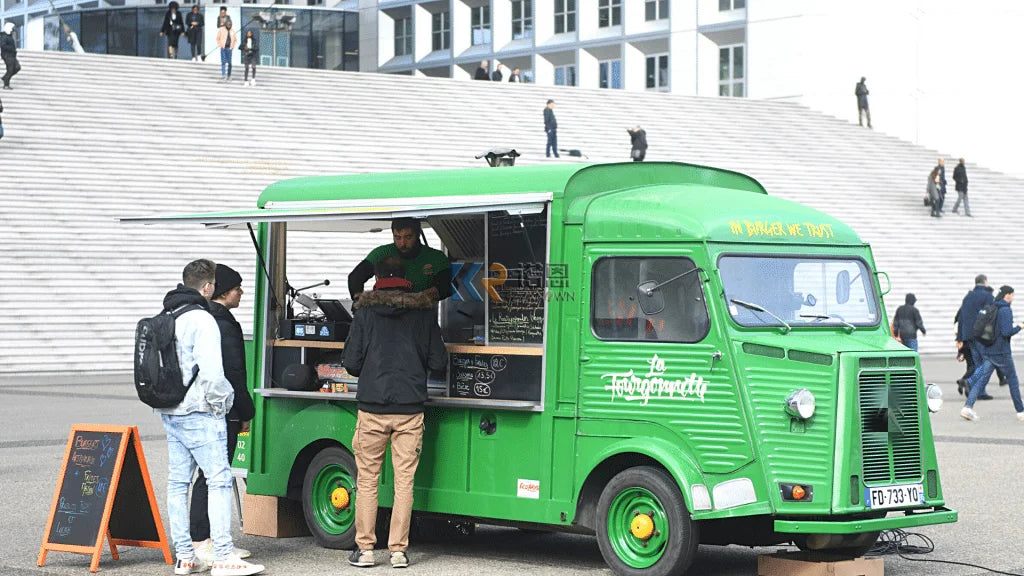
[955,274,997,399]
[961,285,1024,423]
[153,259,264,575]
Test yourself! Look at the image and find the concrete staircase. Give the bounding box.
[1,50,1020,373]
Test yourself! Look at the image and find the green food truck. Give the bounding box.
[126,162,956,576]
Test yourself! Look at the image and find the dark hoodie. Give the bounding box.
[893,293,926,341]
[163,283,210,313]
[344,289,447,414]
[209,301,255,422]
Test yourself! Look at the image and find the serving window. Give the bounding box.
[260,204,550,410]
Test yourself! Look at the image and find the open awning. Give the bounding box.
[119,192,552,232]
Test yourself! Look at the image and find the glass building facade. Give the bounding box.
[43,5,358,71]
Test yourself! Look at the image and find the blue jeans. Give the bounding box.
[220,48,232,77]
[162,412,234,561]
[968,340,991,396]
[903,338,918,351]
[546,129,558,157]
[965,353,1023,412]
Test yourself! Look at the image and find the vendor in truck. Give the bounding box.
[348,217,452,302]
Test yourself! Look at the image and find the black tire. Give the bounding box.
[795,530,881,558]
[302,446,358,549]
[596,466,699,576]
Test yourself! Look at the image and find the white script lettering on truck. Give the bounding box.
[601,354,707,405]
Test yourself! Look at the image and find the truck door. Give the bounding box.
[577,244,754,474]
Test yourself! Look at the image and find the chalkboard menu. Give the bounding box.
[39,425,171,572]
[449,353,542,401]
[488,210,547,344]
[48,430,122,547]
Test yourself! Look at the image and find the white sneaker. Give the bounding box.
[250,78,256,87]
[960,407,979,421]
[210,555,264,576]
[174,556,206,574]
[1016,412,1024,422]
[193,539,214,566]
[233,546,251,559]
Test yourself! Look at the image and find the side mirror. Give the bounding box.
[836,270,851,304]
[804,294,817,307]
[637,281,665,315]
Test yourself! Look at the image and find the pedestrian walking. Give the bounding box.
[892,293,926,351]
[855,76,871,128]
[240,29,258,87]
[508,67,522,82]
[0,97,5,139]
[1,22,21,90]
[952,158,971,216]
[544,99,559,158]
[627,126,647,162]
[955,274,999,399]
[474,60,489,80]
[186,5,205,62]
[926,167,942,218]
[216,21,237,82]
[935,158,948,213]
[960,285,1024,423]
[491,63,505,82]
[216,6,232,29]
[160,1,187,59]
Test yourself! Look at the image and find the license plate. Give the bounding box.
[864,483,925,509]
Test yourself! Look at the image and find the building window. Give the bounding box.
[471,5,491,45]
[591,257,710,343]
[512,0,532,40]
[645,0,668,20]
[554,0,575,34]
[554,64,576,86]
[646,54,668,90]
[599,59,622,89]
[598,0,621,28]
[719,0,745,10]
[394,17,412,56]
[431,11,450,51]
[719,44,745,97]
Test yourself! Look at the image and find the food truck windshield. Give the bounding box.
[719,255,880,328]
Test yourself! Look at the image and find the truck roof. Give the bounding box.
[254,162,860,245]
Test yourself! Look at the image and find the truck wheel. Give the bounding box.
[596,466,699,576]
[302,446,357,549]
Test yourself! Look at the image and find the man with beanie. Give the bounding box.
[1,22,20,90]
[158,259,264,575]
[344,257,447,569]
[961,285,1024,423]
[891,293,926,352]
[190,264,257,567]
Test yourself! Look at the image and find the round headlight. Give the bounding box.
[785,388,816,420]
[926,383,943,413]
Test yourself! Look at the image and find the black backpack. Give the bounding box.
[134,304,204,408]
[972,304,1000,347]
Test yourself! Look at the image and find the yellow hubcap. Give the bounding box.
[630,513,655,540]
[331,487,350,509]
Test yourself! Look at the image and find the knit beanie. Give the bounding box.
[213,264,242,299]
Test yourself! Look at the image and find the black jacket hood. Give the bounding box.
[905,293,917,305]
[163,284,210,312]
[354,289,434,317]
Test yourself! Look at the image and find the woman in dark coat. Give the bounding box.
[627,126,648,162]
[160,1,186,59]
[186,5,205,61]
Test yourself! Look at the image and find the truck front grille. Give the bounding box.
[858,368,922,484]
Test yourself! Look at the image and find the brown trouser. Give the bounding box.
[353,410,424,552]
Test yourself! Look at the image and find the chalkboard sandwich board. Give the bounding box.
[37,424,171,573]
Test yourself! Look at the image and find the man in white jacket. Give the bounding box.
[156,259,264,576]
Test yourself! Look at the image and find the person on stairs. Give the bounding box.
[240,29,258,87]
[1,22,21,90]
[952,158,971,216]
[926,167,942,218]
[216,20,237,82]
[160,1,187,60]
[855,76,871,128]
[186,5,205,62]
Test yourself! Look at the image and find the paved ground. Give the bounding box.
[2,355,1022,576]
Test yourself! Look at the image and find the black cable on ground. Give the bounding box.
[867,529,1023,576]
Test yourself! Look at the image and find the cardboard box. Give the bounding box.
[242,493,311,538]
[758,551,883,576]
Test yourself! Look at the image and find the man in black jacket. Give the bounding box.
[892,293,926,352]
[952,158,971,216]
[190,264,256,565]
[855,77,870,128]
[1,22,20,90]
[344,257,446,569]
[544,99,559,158]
